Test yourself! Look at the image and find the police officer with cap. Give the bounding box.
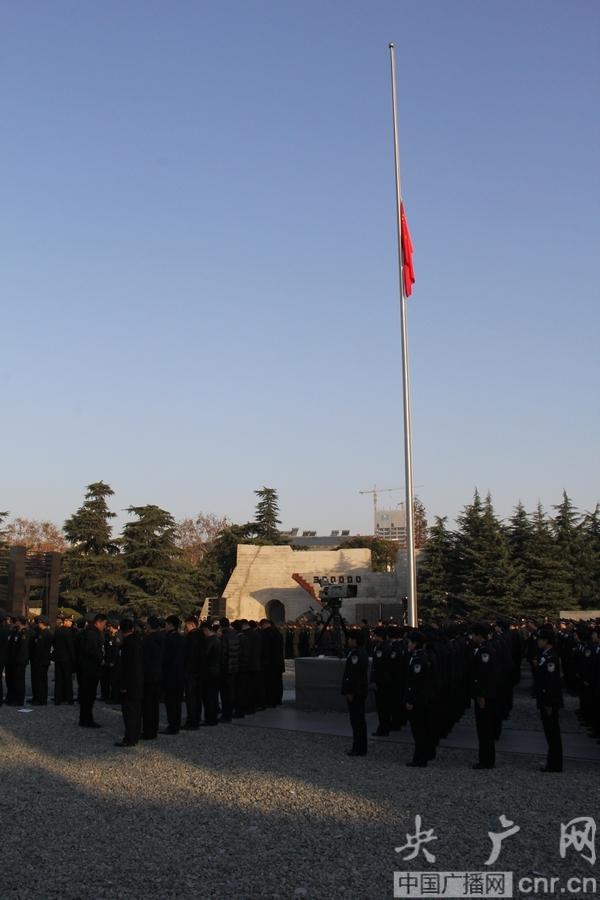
[341,628,369,756]
[535,625,563,773]
[469,622,498,770]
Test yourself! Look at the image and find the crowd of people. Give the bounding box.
[341,617,600,773]
[0,612,285,747]
[0,610,598,771]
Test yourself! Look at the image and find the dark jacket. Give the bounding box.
[119,633,144,702]
[143,630,164,684]
[245,627,262,673]
[404,649,433,708]
[7,628,30,666]
[202,633,222,679]
[78,627,104,678]
[535,648,563,710]
[469,641,498,701]
[30,628,53,667]
[52,626,76,668]
[184,628,203,679]
[220,627,240,675]
[341,646,369,698]
[162,630,185,690]
[370,640,393,686]
[0,623,10,666]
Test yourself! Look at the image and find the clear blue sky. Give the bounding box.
[2,0,599,535]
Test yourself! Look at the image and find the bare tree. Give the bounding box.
[176,512,230,566]
[5,517,66,553]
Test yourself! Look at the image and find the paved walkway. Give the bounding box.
[234,690,600,763]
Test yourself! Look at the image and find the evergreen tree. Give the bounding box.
[551,491,585,604]
[507,502,534,601]
[579,504,600,609]
[61,482,127,611]
[121,505,196,614]
[196,522,255,597]
[455,490,515,616]
[523,503,571,616]
[253,487,281,543]
[413,497,428,549]
[418,516,459,616]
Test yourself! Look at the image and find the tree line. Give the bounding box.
[2,485,598,619]
[418,490,600,618]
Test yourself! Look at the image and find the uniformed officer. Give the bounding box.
[29,616,53,705]
[468,622,498,770]
[115,618,144,748]
[52,614,76,705]
[6,616,30,706]
[78,613,107,727]
[535,625,563,773]
[341,628,369,756]
[404,630,434,767]
[371,626,393,737]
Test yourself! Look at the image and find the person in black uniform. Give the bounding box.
[404,630,434,767]
[371,626,393,737]
[341,628,369,757]
[29,616,53,705]
[6,616,30,706]
[52,614,76,704]
[535,625,563,773]
[469,622,498,770]
[100,621,119,702]
[259,619,285,708]
[183,615,202,730]
[115,619,144,747]
[142,615,164,739]
[161,615,185,735]
[78,614,107,727]
[0,613,10,705]
[219,617,239,722]
[201,621,222,725]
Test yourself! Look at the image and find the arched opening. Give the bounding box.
[266,598,286,624]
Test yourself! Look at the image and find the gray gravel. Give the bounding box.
[0,678,597,899]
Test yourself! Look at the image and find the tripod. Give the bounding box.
[314,600,348,658]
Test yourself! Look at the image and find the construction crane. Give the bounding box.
[358,485,403,534]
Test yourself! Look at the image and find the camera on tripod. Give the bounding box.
[318,583,348,609]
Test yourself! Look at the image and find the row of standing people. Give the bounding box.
[342,619,569,772]
[0,611,285,749]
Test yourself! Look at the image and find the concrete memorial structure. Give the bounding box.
[223,544,405,624]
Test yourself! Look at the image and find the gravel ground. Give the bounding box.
[0,676,597,900]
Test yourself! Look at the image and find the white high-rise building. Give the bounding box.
[375,507,406,543]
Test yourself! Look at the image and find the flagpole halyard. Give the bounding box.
[389,42,418,628]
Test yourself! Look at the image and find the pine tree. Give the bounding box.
[507,502,534,601]
[522,503,570,616]
[579,504,600,609]
[61,482,127,611]
[551,491,585,605]
[455,490,515,616]
[413,497,428,549]
[121,505,196,614]
[197,522,255,597]
[254,487,282,543]
[418,516,459,616]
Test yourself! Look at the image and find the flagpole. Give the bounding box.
[389,42,418,628]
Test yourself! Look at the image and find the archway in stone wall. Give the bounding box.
[265,599,286,624]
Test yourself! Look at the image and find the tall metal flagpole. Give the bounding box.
[389,43,418,627]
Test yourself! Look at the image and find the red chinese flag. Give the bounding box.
[400,202,415,296]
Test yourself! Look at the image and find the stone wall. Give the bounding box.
[223,544,401,623]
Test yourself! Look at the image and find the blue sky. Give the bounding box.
[2,1,599,535]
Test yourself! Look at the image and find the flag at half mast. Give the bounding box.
[400,202,415,296]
